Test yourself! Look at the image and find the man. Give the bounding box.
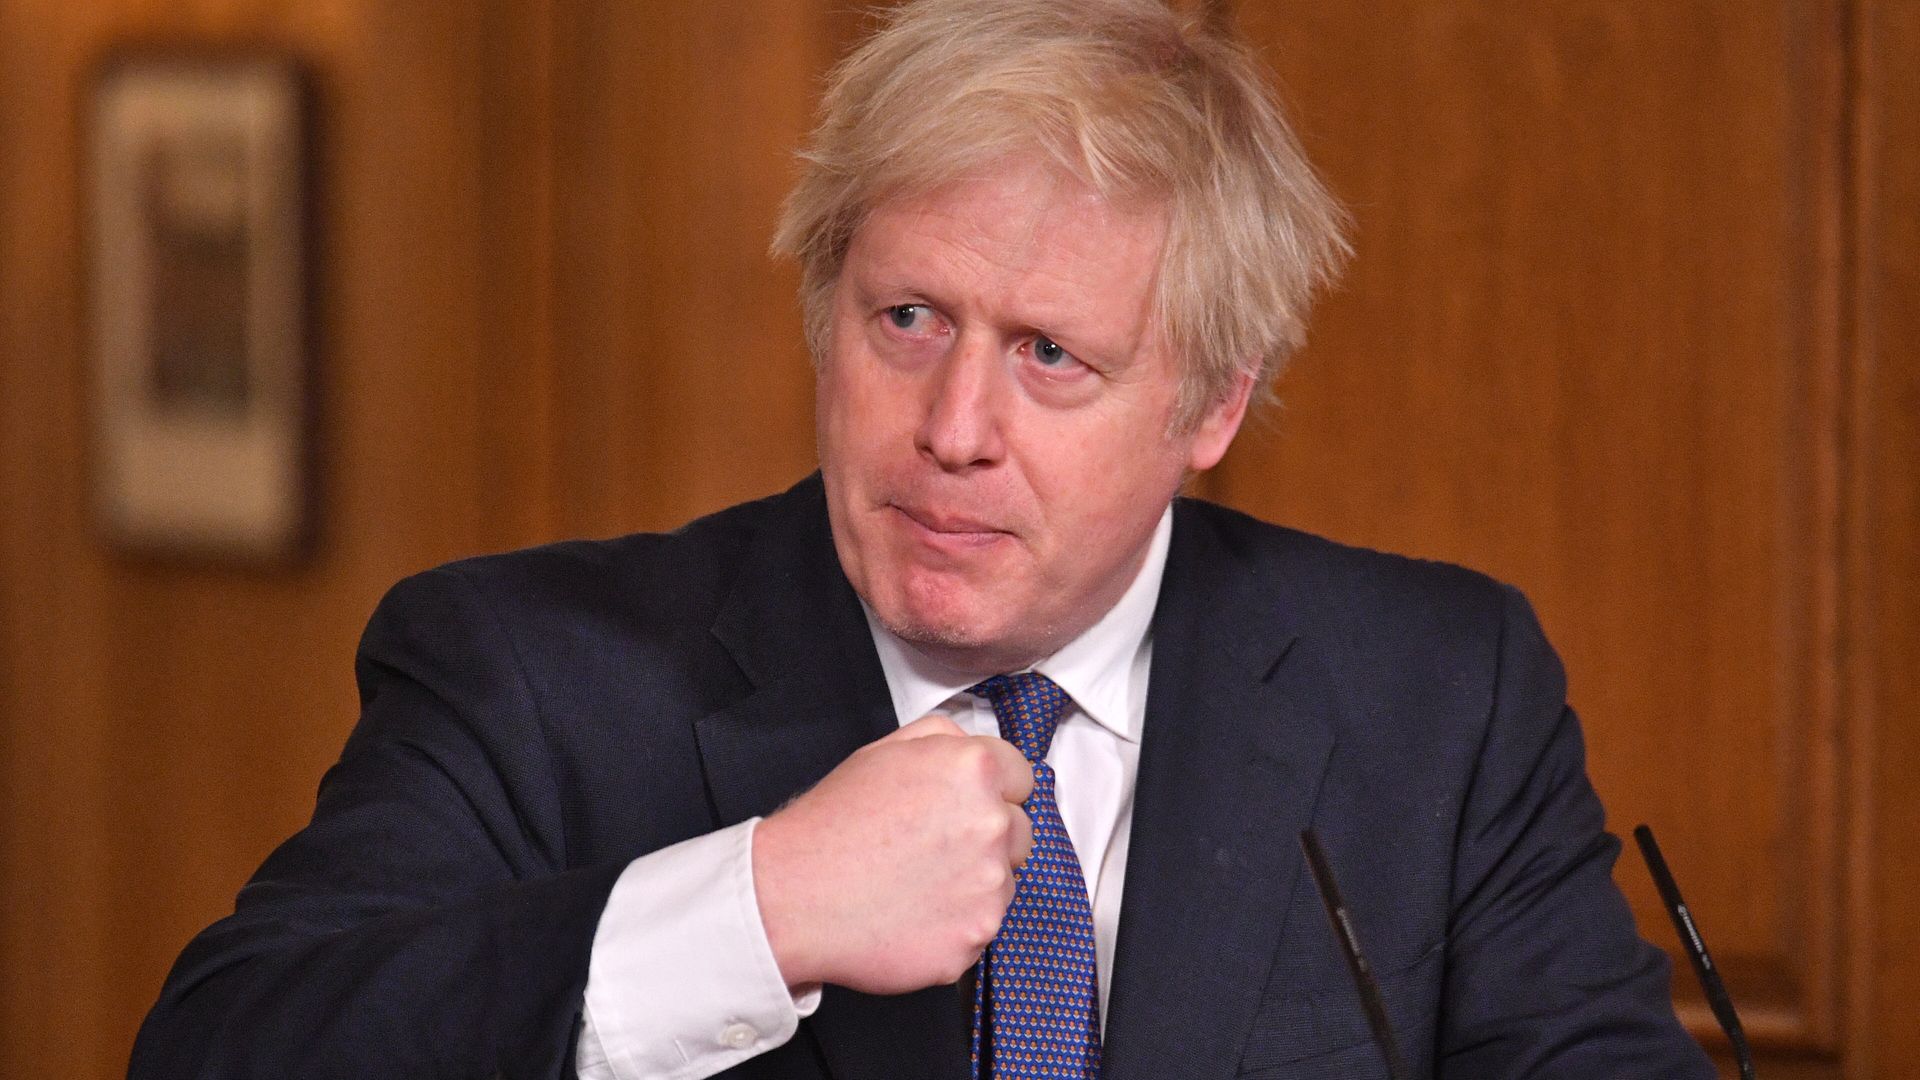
[133,1,1716,1077]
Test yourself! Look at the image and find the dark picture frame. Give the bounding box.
[86,51,314,562]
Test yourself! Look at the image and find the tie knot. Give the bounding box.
[969,672,1070,764]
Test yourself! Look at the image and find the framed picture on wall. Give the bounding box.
[86,52,314,562]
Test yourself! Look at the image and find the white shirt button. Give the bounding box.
[721,1021,758,1050]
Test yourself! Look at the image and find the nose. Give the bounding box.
[914,331,1008,472]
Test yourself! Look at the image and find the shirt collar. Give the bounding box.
[863,505,1171,744]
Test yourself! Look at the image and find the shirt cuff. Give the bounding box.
[574,817,818,1080]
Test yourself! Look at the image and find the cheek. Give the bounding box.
[821,359,919,466]
[1027,437,1188,539]
[816,355,870,455]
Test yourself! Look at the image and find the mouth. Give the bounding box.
[889,503,1012,549]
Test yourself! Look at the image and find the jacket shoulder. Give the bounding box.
[372,482,802,648]
[1177,497,1521,641]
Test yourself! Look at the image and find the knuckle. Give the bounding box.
[961,741,998,782]
[973,860,1010,894]
[972,913,1004,949]
[972,806,1011,848]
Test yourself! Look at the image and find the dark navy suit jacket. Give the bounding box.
[131,474,1715,1079]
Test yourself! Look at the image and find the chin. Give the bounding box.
[878,594,994,652]
[883,596,1070,678]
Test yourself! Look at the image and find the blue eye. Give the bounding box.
[886,304,929,330]
[1033,334,1075,367]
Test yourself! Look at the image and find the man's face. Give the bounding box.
[817,158,1250,676]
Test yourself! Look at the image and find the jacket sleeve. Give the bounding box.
[130,566,630,1080]
[1437,585,1717,1079]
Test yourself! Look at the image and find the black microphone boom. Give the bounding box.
[1299,828,1413,1080]
[1634,823,1758,1080]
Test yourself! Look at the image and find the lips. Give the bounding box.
[889,503,1011,549]
[893,503,1003,534]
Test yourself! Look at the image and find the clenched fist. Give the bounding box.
[751,714,1035,994]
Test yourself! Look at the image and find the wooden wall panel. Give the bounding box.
[546,3,842,537]
[0,0,525,1074]
[1856,1,1920,1074]
[472,0,560,552]
[1219,1,1856,1073]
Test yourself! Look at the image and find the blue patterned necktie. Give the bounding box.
[969,672,1103,1080]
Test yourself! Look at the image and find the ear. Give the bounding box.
[1185,370,1256,472]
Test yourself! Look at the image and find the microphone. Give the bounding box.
[1299,829,1413,1080]
[1633,824,1758,1080]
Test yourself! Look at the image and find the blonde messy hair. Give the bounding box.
[772,0,1350,428]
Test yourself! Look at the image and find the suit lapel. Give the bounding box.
[1102,500,1340,1080]
[693,476,968,1080]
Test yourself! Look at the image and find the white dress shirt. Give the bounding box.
[575,508,1171,1080]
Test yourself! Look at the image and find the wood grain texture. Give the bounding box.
[1854,2,1920,1076]
[0,7,120,1073]
[0,0,516,1073]
[546,2,836,537]
[474,0,560,551]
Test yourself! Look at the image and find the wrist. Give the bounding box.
[749,812,828,989]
